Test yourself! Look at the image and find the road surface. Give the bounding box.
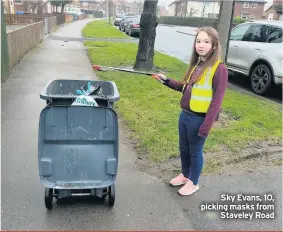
[125,24,282,104]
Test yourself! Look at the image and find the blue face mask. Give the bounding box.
[76,82,100,96]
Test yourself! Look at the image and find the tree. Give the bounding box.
[134,0,158,70]
[189,8,198,16]
[37,0,44,14]
[201,3,206,18]
[117,0,126,14]
[60,1,72,13]
[49,0,61,12]
[28,1,38,13]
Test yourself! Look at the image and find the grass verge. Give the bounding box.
[85,40,282,164]
[82,20,128,39]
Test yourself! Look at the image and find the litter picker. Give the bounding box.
[92,64,167,82]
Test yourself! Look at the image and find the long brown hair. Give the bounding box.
[182,27,222,84]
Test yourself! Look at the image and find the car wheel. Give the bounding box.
[250,64,272,96]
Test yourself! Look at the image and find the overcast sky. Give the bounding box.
[126,0,274,10]
[158,0,274,10]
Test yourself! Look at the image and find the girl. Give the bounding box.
[154,27,228,196]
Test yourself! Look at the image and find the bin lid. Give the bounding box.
[40,79,120,102]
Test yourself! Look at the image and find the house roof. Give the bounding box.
[265,4,283,14]
[273,4,283,14]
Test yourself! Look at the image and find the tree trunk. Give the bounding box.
[133,0,158,71]
[24,1,29,12]
[61,3,65,13]
[37,0,43,15]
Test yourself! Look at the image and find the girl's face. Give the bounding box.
[195,31,213,57]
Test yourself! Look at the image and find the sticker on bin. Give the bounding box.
[72,95,98,107]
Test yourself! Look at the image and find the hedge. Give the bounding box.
[158,16,218,28]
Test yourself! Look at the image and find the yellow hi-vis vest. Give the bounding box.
[183,60,222,113]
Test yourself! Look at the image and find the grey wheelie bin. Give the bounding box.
[38,79,120,210]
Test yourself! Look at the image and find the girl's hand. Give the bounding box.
[152,74,167,84]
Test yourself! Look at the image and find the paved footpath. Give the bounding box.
[1,19,192,230]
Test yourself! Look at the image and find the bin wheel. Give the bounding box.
[45,187,53,210]
[107,184,115,207]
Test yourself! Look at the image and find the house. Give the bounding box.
[77,0,101,10]
[233,0,267,20]
[186,0,220,18]
[3,0,17,14]
[166,0,267,20]
[166,0,220,18]
[113,0,143,15]
[264,4,282,20]
[3,0,53,14]
[166,0,178,16]
[158,5,167,16]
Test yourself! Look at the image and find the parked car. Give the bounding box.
[227,20,282,95]
[125,18,140,36]
[119,16,137,31]
[114,14,124,26]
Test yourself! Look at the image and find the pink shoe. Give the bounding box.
[169,173,188,186]
[178,180,199,196]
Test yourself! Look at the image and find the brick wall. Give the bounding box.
[7,21,44,72]
[234,1,265,19]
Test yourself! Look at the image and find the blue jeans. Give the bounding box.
[178,109,206,185]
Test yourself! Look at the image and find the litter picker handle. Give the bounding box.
[93,64,160,78]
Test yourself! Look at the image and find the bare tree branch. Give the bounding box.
[189,7,198,16]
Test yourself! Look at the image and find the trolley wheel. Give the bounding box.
[45,187,53,210]
[106,184,115,207]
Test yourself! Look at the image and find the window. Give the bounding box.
[241,12,250,19]
[267,26,282,43]
[243,24,269,42]
[249,15,255,20]
[15,0,21,3]
[251,3,257,8]
[230,24,251,41]
[243,2,249,8]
